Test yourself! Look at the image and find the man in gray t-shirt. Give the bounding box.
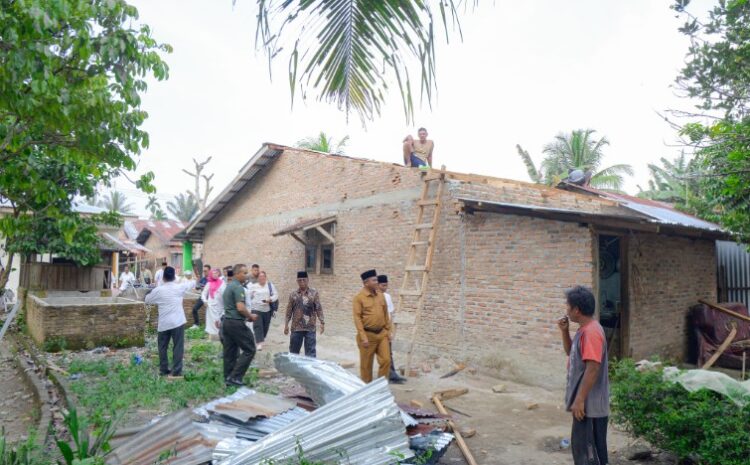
[558,286,610,465]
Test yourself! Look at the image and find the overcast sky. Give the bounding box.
[119,0,713,217]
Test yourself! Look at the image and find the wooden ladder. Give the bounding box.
[397,167,446,376]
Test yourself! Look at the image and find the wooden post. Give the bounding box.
[743,351,746,380]
[431,394,478,465]
[698,299,750,324]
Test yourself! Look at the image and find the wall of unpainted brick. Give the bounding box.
[626,234,716,360]
[25,295,145,351]
[203,151,425,342]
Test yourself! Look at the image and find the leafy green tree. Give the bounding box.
[97,191,134,215]
[517,129,634,190]
[672,0,750,241]
[255,1,470,123]
[167,193,199,223]
[0,0,170,288]
[296,132,350,155]
[637,152,700,204]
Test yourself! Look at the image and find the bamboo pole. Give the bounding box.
[698,299,750,324]
[702,326,737,370]
[431,394,478,465]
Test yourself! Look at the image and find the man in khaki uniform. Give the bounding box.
[353,269,393,383]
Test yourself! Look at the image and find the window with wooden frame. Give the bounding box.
[273,216,336,275]
[305,245,317,272]
[320,244,334,274]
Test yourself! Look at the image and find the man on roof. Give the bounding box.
[402,127,434,168]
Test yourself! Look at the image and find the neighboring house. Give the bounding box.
[120,219,191,269]
[0,201,143,294]
[177,144,729,386]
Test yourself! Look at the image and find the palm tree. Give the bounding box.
[296,132,350,155]
[517,130,633,191]
[146,195,168,220]
[637,152,697,204]
[98,191,134,214]
[167,193,199,223]
[255,1,469,123]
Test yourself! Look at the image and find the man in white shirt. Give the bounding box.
[144,266,195,377]
[118,265,136,292]
[378,275,406,384]
[154,262,167,286]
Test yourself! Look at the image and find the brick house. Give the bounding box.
[120,219,190,269]
[178,144,727,386]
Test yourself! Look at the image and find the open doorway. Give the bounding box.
[598,234,626,358]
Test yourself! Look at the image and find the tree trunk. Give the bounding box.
[0,251,15,290]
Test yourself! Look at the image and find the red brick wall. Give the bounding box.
[626,234,716,360]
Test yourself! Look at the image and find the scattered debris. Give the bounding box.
[257,368,278,378]
[491,384,506,393]
[421,363,432,373]
[275,352,417,426]
[410,400,424,409]
[526,402,539,410]
[435,388,468,400]
[340,361,356,369]
[431,394,478,465]
[459,428,476,438]
[440,363,466,379]
[216,378,413,465]
[444,405,472,418]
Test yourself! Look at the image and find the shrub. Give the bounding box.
[611,359,750,465]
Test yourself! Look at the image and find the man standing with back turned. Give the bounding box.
[221,264,258,386]
[144,266,195,378]
[558,286,610,465]
[353,269,392,383]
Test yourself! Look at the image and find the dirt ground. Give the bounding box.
[254,324,677,465]
[0,339,37,443]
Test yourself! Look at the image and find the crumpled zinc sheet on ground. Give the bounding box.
[663,367,750,407]
[274,352,418,426]
[216,377,413,465]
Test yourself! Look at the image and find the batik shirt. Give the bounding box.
[285,287,324,332]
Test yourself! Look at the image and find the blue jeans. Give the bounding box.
[410,153,427,168]
[289,330,317,358]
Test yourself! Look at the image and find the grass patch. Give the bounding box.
[66,338,259,427]
[185,326,206,340]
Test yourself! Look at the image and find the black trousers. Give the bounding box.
[389,341,399,378]
[252,310,272,343]
[571,416,608,465]
[157,326,185,376]
[192,298,204,326]
[289,330,316,358]
[222,319,256,381]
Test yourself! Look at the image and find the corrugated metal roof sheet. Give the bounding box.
[105,410,216,465]
[215,378,413,465]
[559,183,724,232]
[274,352,417,427]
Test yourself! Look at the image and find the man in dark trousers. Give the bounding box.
[353,269,392,383]
[144,266,195,378]
[377,275,406,384]
[558,286,610,465]
[284,271,325,357]
[190,264,211,329]
[221,263,257,386]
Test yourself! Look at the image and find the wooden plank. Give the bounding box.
[411,241,429,246]
[435,388,469,401]
[432,395,478,465]
[417,200,439,206]
[405,265,427,272]
[703,326,738,369]
[315,226,335,244]
[414,223,434,230]
[289,232,307,246]
[698,299,750,324]
[399,290,422,296]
